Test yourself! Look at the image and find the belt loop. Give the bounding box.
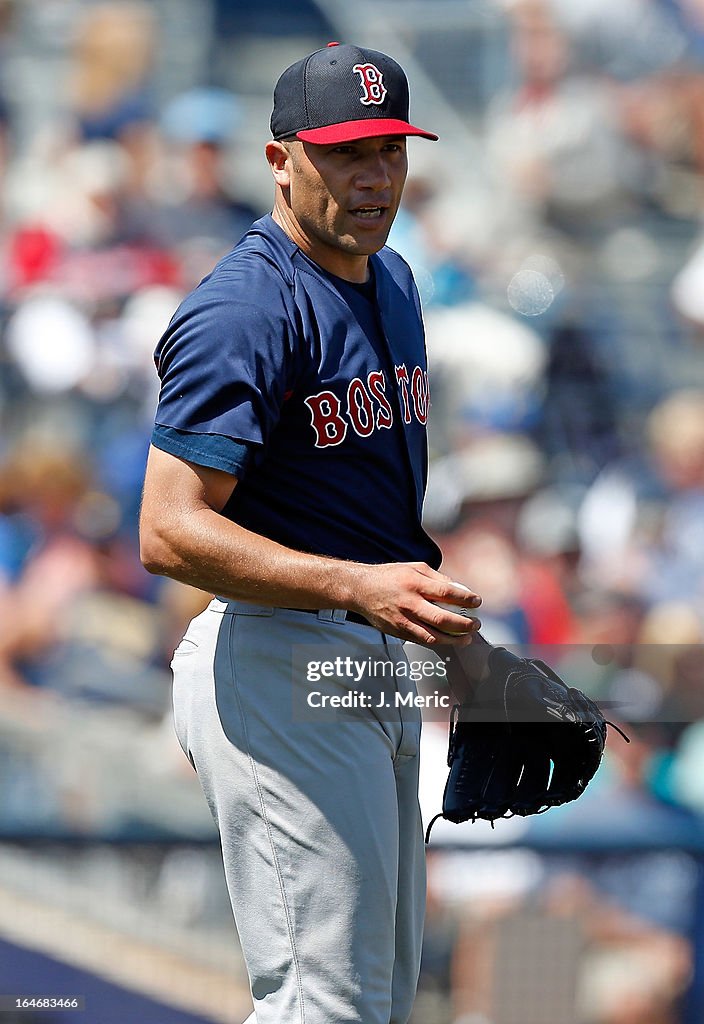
[317,609,347,623]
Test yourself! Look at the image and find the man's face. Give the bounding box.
[281,135,408,277]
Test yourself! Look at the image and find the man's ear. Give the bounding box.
[266,140,291,187]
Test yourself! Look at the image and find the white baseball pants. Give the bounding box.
[171,599,426,1024]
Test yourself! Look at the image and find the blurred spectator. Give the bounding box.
[0,435,204,711]
[0,442,101,691]
[578,389,704,601]
[549,0,687,79]
[67,2,156,143]
[389,175,477,307]
[538,315,622,480]
[5,294,95,393]
[424,300,547,445]
[154,86,260,255]
[486,0,636,239]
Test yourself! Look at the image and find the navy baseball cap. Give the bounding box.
[271,42,438,144]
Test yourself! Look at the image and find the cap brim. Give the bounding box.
[295,118,438,143]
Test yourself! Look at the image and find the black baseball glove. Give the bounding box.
[425,647,624,842]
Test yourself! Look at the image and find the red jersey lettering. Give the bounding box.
[411,366,429,424]
[304,391,348,447]
[347,378,374,437]
[395,364,412,424]
[368,370,393,429]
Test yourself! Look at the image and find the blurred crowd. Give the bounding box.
[0,0,260,713]
[1,1,704,1020]
[0,0,703,833]
[413,0,704,838]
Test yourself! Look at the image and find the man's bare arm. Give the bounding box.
[139,445,482,646]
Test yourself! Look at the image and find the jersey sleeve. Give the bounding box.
[152,272,297,478]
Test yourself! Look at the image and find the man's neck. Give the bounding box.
[271,204,370,284]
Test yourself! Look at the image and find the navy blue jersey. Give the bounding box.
[152,214,441,568]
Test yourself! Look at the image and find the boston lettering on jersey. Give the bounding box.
[152,215,441,569]
[305,364,429,446]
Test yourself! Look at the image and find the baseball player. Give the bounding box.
[140,43,483,1024]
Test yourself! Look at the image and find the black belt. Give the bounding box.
[289,608,373,628]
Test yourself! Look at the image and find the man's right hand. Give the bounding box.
[349,562,482,646]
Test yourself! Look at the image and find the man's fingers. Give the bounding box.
[443,590,483,608]
[387,563,482,607]
[398,616,478,647]
[411,597,475,632]
[421,579,482,609]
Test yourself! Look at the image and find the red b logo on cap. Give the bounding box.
[353,63,387,105]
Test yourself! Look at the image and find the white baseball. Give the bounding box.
[433,582,476,635]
